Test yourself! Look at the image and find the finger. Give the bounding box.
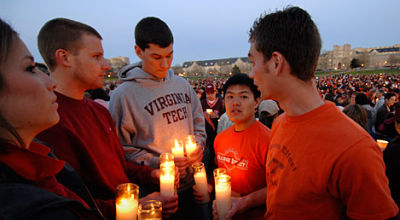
[163,200,178,210]
[208,184,213,193]
[163,202,179,210]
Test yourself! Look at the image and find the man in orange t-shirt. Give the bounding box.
[248,6,398,220]
[213,73,270,219]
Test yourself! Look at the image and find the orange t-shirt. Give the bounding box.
[266,101,398,219]
[214,120,270,196]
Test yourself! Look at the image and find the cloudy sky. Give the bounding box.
[2,0,399,66]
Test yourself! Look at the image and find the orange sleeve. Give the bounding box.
[328,138,398,220]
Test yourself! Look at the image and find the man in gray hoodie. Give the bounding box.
[109,17,206,219]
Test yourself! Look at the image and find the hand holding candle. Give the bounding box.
[192,162,210,203]
[138,200,162,220]
[140,191,178,219]
[116,183,139,220]
[172,139,189,178]
[171,139,185,158]
[215,174,231,220]
[185,135,204,164]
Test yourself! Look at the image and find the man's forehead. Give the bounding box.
[226,86,251,94]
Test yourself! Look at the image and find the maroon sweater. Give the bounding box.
[37,92,154,219]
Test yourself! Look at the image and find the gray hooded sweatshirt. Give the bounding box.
[109,64,206,169]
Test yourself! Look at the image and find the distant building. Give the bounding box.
[105,56,130,77]
[182,57,251,77]
[317,44,400,71]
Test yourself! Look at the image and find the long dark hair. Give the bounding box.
[0,18,25,148]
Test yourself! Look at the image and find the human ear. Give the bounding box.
[271,51,285,76]
[134,45,144,60]
[255,97,261,110]
[55,49,71,68]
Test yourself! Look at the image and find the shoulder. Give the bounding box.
[111,82,137,98]
[254,120,270,133]
[87,98,109,113]
[86,99,114,122]
[336,137,381,170]
[170,75,193,89]
[215,126,234,141]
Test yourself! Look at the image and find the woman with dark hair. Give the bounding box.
[355,93,374,134]
[343,104,368,128]
[0,18,103,219]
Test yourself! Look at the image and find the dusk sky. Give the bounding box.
[2,0,399,66]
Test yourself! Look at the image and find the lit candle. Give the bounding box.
[160,152,175,168]
[171,139,185,158]
[185,135,197,157]
[213,168,227,180]
[192,162,210,203]
[160,166,175,197]
[206,109,213,115]
[377,139,388,150]
[138,200,162,220]
[116,183,139,220]
[215,174,231,220]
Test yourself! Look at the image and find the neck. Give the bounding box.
[208,97,216,102]
[234,117,255,132]
[277,78,324,116]
[51,69,85,100]
[0,129,34,149]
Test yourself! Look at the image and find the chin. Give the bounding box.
[50,113,60,126]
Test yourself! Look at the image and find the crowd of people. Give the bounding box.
[1,5,400,220]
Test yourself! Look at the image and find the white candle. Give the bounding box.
[160,152,175,168]
[206,109,213,114]
[185,135,197,157]
[215,174,231,220]
[213,168,227,179]
[116,198,138,220]
[115,183,139,220]
[171,139,185,158]
[160,167,175,197]
[161,161,175,169]
[194,171,210,203]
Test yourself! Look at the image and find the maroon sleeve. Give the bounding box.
[126,161,157,185]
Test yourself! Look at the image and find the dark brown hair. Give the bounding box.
[38,18,102,71]
[249,6,321,81]
[135,17,173,50]
[343,104,368,128]
[0,18,25,147]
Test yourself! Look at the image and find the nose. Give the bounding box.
[160,58,169,68]
[47,75,57,91]
[102,58,111,71]
[232,97,241,106]
[249,69,255,79]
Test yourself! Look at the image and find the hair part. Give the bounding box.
[135,17,173,50]
[38,18,102,71]
[222,73,261,100]
[249,6,321,81]
[0,18,25,148]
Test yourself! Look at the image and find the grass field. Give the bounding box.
[315,68,400,76]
